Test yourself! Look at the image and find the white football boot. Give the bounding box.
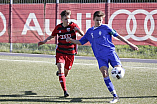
[109,97,119,103]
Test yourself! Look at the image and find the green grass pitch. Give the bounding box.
[0,55,156,104]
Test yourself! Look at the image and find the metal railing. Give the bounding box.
[0,0,156,4]
[110,0,156,3]
[0,0,9,3]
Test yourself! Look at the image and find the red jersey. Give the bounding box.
[51,22,79,55]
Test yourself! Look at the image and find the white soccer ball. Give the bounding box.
[111,67,125,79]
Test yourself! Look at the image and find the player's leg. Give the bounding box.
[100,66,118,97]
[100,66,119,103]
[57,63,70,97]
[97,58,119,103]
[110,51,124,77]
[57,63,67,94]
[64,68,69,77]
[109,51,122,68]
[62,54,74,97]
[63,68,69,97]
[56,67,69,77]
[64,54,74,77]
[56,54,74,77]
[56,66,69,77]
[108,51,123,103]
[56,53,69,97]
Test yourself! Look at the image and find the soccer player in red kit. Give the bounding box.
[38,10,84,97]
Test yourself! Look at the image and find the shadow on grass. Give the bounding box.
[0,91,156,103]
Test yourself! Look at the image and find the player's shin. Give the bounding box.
[104,77,118,97]
[59,73,67,91]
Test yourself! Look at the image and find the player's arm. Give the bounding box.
[38,35,55,46]
[66,37,82,45]
[73,27,84,36]
[116,35,139,51]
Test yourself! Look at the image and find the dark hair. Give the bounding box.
[60,10,71,19]
[93,11,105,20]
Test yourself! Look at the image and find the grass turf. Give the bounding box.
[0,55,156,104]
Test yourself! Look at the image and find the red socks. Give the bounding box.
[59,73,67,91]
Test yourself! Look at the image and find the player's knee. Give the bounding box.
[57,63,64,72]
[103,73,109,78]
[103,70,109,77]
[100,66,109,78]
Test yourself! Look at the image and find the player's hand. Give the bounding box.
[38,41,45,47]
[129,44,139,51]
[66,37,71,42]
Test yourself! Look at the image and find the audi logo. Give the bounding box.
[109,9,157,41]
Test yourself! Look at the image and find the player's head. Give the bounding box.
[93,11,105,27]
[60,10,71,25]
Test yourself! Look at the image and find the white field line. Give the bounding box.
[0,58,156,69]
[0,58,96,66]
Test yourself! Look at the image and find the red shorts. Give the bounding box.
[56,52,74,70]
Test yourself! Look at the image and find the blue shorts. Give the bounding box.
[96,51,121,69]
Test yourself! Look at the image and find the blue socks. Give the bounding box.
[104,77,118,97]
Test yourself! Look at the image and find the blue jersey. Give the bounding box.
[79,24,119,58]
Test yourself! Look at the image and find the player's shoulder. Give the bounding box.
[69,21,75,24]
[85,27,94,35]
[100,24,113,31]
[69,22,77,26]
[56,23,62,28]
[101,24,111,28]
[87,26,94,31]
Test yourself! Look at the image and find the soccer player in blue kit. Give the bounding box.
[66,11,138,103]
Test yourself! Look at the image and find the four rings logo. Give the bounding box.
[109,9,157,41]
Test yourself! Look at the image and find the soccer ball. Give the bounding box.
[111,67,125,79]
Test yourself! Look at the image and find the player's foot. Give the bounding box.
[64,91,69,97]
[56,71,59,76]
[109,97,119,103]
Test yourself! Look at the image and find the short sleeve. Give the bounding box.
[108,26,119,37]
[51,26,58,36]
[73,23,80,29]
[79,31,89,45]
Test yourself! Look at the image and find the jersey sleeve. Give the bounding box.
[51,26,58,36]
[79,31,89,45]
[108,26,119,37]
[73,22,80,30]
